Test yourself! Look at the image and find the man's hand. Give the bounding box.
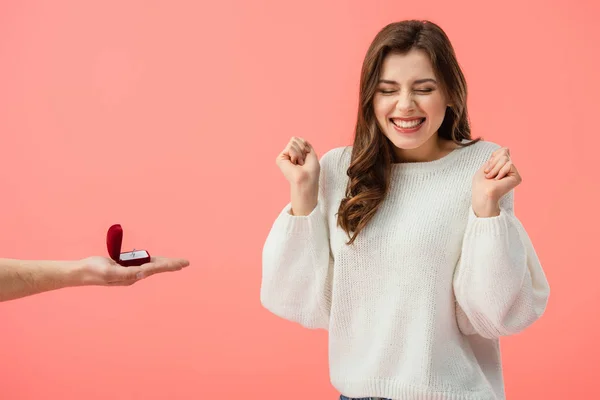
[78,256,190,286]
[0,256,190,302]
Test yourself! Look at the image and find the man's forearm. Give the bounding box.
[0,258,84,302]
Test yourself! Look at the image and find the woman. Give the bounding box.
[260,20,549,400]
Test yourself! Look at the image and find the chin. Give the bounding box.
[388,136,427,150]
[385,130,434,151]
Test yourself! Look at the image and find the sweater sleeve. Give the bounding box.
[259,157,335,330]
[453,191,550,339]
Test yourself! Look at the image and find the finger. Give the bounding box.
[486,156,509,178]
[138,257,189,278]
[490,147,510,159]
[303,140,313,153]
[291,137,309,152]
[486,159,506,178]
[277,138,311,167]
[288,146,301,165]
[146,257,190,269]
[290,136,306,146]
[289,143,306,165]
[149,256,189,263]
[495,160,513,180]
[483,155,497,173]
[278,137,301,160]
[485,148,510,173]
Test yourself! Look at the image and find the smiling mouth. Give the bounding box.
[390,118,426,129]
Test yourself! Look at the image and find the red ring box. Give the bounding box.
[107,224,151,266]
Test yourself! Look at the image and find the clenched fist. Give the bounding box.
[472,146,522,217]
[276,137,320,216]
[276,137,320,186]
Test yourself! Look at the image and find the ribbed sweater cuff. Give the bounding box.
[273,202,326,235]
[466,206,512,237]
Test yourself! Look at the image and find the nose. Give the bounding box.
[395,91,415,113]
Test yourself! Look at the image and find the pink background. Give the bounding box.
[1,0,598,398]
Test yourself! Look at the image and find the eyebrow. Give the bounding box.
[378,78,438,85]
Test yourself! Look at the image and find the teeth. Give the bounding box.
[393,118,424,128]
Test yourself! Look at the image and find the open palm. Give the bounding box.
[81,256,190,286]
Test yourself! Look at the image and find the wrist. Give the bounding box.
[64,259,92,287]
[290,181,318,216]
[472,197,501,218]
[291,180,318,195]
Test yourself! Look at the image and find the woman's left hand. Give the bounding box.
[472,147,522,217]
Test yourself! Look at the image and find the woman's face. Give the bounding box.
[373,49,450,158]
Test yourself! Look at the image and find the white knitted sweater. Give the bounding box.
[260,140,550,400]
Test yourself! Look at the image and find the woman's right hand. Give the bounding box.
[276,137,320,216]
[276,137,320,186]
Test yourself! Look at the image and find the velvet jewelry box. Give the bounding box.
[106,224,151,266]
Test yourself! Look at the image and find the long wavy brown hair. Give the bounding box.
[337,20,480,244]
